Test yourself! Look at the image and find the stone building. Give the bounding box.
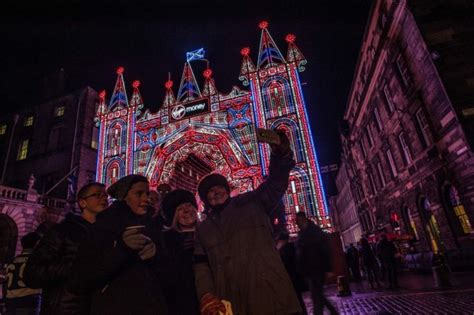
[333,159,363,248]
[340,0,474,261]
[0,86,100,200]
[0,86,100,263]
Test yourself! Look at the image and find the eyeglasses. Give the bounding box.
[83,192,108,199]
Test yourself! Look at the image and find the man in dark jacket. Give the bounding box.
[296,212,337,315]
[23,182,108,315]
[70,175,168,315]
[194,129,301,315]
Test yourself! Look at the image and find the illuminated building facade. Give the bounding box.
[95,22,330,232]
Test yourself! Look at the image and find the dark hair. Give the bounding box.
[295,212,307,219]
[21,232,41,249]
[277,231,290,241]
[77,182,106,201]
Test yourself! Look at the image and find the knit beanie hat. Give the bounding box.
[197,173,230,205]
[162,189,197,226]
[107,174,148,201]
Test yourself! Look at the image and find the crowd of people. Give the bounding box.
[344,235,400,290]
[2,130,339,315]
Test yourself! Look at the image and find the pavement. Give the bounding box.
[302,271,474,315]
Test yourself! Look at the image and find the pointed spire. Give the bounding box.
[256,21,286,69]
[202,68,217,96]
[285,34,307,72]
[129,80,144,108]
[239,47,256,86]
[96,90,107,115]
[161,75,176,108]
[177,62,201,103]
[109,66,129,110]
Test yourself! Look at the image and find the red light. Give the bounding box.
[132,80,140,88]
[99,90,106,99]
[285,34,296,43]
[240,47,250,56]
[164,80,173,89]
[203,68,212,78]
[391,212,399,222]
[116,66,124,74]
[259,21,269,29]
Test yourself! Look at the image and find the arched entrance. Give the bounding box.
[0,214,18,264]
[147,126,257,195]
[418,197,443,253]
[443,184,472,236]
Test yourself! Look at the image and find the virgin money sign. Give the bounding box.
[170,98,210,122]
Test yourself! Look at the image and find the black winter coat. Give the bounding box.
[69,201,168,315]
[162,229,199,315]
[296,221,332,279]
[24,213,93,315]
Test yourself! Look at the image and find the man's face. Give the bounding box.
[175,202,197,227]
[206,185,229,207]
[125,182,150,215]
[79,185,108,214]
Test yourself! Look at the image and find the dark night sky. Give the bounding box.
[0,0,371,165]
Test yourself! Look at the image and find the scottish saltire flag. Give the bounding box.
[186,48,205,62]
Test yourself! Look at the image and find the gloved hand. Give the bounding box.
[200,292,226,315]
[138,241,156,260]
[122,229,149,250]
[270,129,291,156]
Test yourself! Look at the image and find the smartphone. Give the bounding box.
[256,128,281,145]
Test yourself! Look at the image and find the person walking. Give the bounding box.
[276,231,307,314]
[378,234,399,289]
[193,129,301,315]
[295,212,338,315]
[359,237,382,290]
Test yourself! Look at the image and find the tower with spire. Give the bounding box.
[95,22,331,231]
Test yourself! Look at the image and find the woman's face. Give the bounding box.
[124,182,150,215]
[175,202,197,227]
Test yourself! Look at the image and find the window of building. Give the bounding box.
[91,126,99,149]
[376,162,386,188]
[47,127,62,152]
[448,186,472,234]
[415,108,433,147]
[360,140,367,158]
[373,107,383,132]
[0,124,6,135]
[386,149,398,177]
[366,126,374,148]
[368,172,377,194]
[398,132,412,164]
[396,54,411,87]
[24,115,34,127]
[383,85,395,114]
[54,106,65,117]
[403,207,419,240]
[17,139,29,160]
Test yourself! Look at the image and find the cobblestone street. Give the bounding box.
[334,289,474,315]
[302,271,474,315]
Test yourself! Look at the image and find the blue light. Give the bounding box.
[186,48,206,62]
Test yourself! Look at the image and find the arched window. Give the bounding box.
[448,186,472,234]
[402,206,419,240]
[421,198,442,253]
[107,162,121,185]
